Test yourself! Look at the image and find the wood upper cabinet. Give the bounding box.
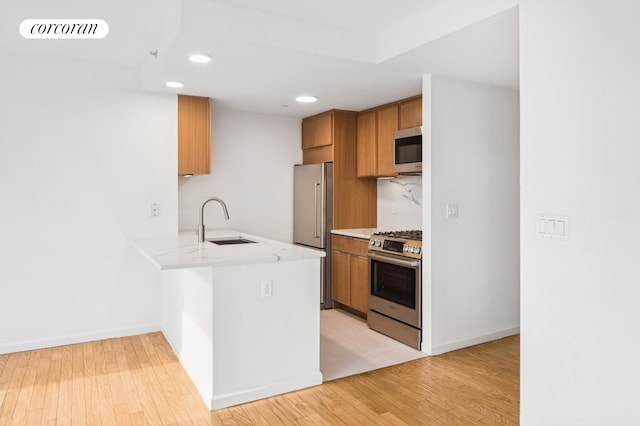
[301,110,335,164]
[399,95,423,129]
[302,111,333,149]
[302,109,377,229]
[331,235,370,315]
[376,103,399,177]
[356,103,398,178]
[356,110,377,177]
[356,94,421,178]
[178,94,211,176]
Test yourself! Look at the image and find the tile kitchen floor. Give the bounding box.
[320,308,427,381]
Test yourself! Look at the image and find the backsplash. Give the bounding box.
[377,176,422,230]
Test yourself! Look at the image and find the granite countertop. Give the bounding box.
[330,228,379,239]
[131,229,325,270]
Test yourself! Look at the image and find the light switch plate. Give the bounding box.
[446,203,459,219]
[538,214,569,240]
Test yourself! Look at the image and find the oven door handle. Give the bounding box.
[368,252,420,268]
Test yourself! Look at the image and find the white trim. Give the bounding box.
[210,371,323,410]
[0,323,161,354]
[428,326,520,356]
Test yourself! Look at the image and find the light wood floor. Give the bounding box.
[0,332,519,425]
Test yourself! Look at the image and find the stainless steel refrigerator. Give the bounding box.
[293,162,333,309]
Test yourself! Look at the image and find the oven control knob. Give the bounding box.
[369,240,375,246]
[415,247,421,254]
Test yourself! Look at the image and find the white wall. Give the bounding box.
[178,107,301,243]
[520,1,640,424]
[0,55,177,353]
[422,75,520,355]
[377,176,422,230]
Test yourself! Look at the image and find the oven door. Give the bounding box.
[368,252,421,328]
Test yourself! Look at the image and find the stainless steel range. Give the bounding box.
[368,230,422,350]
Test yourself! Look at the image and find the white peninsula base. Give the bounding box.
[132,230,324,410]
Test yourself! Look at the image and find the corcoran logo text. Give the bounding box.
[19,19,109,39]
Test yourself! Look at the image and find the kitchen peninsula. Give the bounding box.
[132,229,324,410]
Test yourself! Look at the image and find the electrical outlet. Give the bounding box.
[150,203,160,217]
[391,203,398,215]
[260,280,273,298]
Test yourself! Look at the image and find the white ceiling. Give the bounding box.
[1,0,519,117]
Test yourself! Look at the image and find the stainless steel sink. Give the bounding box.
[206,237,257,245]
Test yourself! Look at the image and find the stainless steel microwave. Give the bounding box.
[394,126,422,175]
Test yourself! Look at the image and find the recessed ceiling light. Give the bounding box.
[165,80,184,88]
[189,54,211,64]
[296,95,318,103]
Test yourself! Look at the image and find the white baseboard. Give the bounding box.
[210,371,323,410]
[428,326,520,356]
[0,323,162,354]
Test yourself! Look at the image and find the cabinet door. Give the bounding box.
[331,250,350,305]
[399,96,422,129]
[376,104,399,177]
[178,94,211,175]
[350,255,369,314]
[332,235,350,252]
[301,117,316,149]
[356,110,377,177]
[314,111,333,148]
[302,111,333,150]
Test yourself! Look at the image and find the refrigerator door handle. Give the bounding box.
[314,183,321,238]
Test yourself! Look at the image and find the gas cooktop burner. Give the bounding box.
[373,230,422,241]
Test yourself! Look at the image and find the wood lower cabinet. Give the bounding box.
[349,254,369,313]
[331,235,370,315]
[331,250,351,305]
[178,94,211,176]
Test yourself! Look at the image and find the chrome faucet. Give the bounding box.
[198,196,230,242]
